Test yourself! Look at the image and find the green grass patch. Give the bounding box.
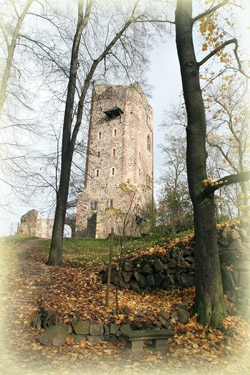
[35,237,122,266]
[0,236,36,249]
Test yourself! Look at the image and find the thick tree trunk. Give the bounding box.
[175,0,226,328]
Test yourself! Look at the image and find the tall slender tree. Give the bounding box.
[175,0,250,328]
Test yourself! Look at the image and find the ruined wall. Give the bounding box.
[17,209,38,237]
[35,219,54,238]
[76,83,153,238]
[17,210,54,238]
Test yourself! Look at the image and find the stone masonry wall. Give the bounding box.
[103,219,250,319]
[76,83,153,238]
[17,209,54,239]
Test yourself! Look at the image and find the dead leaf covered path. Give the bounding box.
[0,238,250,375]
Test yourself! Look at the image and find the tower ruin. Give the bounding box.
[75,83,153,238]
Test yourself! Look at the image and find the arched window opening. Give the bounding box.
[96,169,100,177]
[147,135,151,151]
[112,148,116,156]
[111,167,115,176]
[97,151,100,158]
[99,131,102,139]
[113,129,117,137]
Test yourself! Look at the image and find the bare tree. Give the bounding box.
[47,0,169,265]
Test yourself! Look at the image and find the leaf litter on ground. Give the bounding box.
[0,234,250,375]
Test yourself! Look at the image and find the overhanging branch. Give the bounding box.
[196,171,250,205]
[198,39,236,67]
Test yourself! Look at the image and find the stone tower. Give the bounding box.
[75,83,153,238]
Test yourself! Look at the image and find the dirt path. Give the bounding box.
[0,238,52,374]
[1,238,250,375]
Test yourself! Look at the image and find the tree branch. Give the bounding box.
[196,171,250,205]
[198,39,236,67]
[192,0,229,24]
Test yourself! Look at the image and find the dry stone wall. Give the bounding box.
[103,219,250,319]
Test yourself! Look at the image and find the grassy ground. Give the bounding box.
[33,234,166,266]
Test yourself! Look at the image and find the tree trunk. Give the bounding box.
[48,156,72,265]
[175,0,226,328]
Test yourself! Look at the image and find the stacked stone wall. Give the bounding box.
[103,219,250,319]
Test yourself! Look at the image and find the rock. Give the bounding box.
[137,273,147,288]
[185,256,195,263]
[122,306,131,315]
[155,273,164,287]
[141,264,153,275]
[41,309,58,328]
[71,333,87,343]
[220,250,239,264]
[221,266,236,291]
[180,274,195,287]
[39,325,68,347]
[218,238,229,248]
[230,229,240,241]
[130,280,141,294]
[120,324,132,336]
[228,240,242,251]
[162,279,169,290]
[120,279,130,289]
[122,271,132,283]
[146,274,155,287]
[89,324,104,336]
[110,269,118,284]
[72,320,90,335]
[154,259,164,272]
[225,290,236,303]
[171,311,178,321]
[57,323,72,335]
[110,323,119,335]
[163,264,169,271]
[132,321,143,329]
[124,262,133,272]
[159,310,170,321]
[177,308,190,323]
[222,226,230,239]
[176,302,188,309]
[87,335,103,343]
[168,275,175,285]
[160,256,168,264]
[31,313,42,329]
[168,259,177,269]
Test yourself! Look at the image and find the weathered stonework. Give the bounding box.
[76,83,153,238]
[17,209,54,238]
